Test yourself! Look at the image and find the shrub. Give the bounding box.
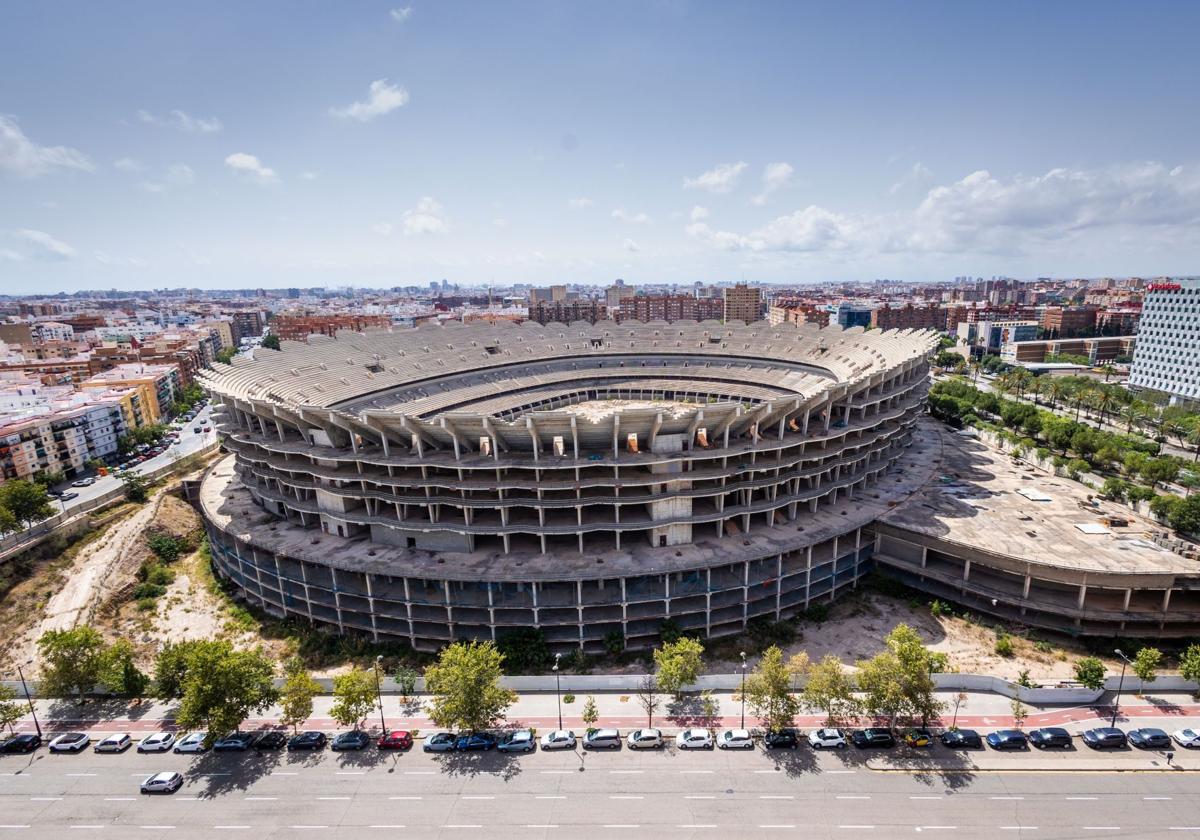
[803,603,830,624]
[1034,640,1053,654]
[994,635,1015,657]
[929,599,948,617]
[562,693,575,704]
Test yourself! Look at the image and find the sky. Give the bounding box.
[2,0,1200,294]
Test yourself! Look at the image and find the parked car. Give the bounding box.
[174,732,209,753]
[1128,728,1171,749]
[497,730,536,753]
[253,731,288,751]
[455,732,497,752]
[627,728,664,750]
[676,728,714,750]
[288,731,327,751]
[583,728,622,750]
[904,728,933,748]
[808,728,848,750]
[539,730,577,751]
[939,729,982,749]
[213,732,256,752]
[764,729,799,750]
[378,730,414,751]
[48,732,90,753]
[718,729,754,750]
[59,492,79,501]
[1082,727,1127,750]
[331,731,372,751]
[0,734,41,754]
[986,730,1029,751]
[137,732,176,753]
[71,477,95,487]
[852,728,895,749]
[140,772,184,794]
[94,734,132,753]
[193,427,202,433]
[423,732,457,753]
[1172,728,1200,749]
[1028,727,1072,749]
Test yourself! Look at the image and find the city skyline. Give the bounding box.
[4,1,1200,294]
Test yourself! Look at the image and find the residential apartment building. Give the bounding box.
[81,363,179,423]
[1129,277,1200,403]
[723,284,762,324]
[616,295,724,323]
[1040,305,1099,338]
[271,313,393,341]
[871,302,947,331]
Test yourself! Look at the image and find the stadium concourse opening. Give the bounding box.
[198,318,937,652]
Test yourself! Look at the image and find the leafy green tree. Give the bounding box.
[801,654,860,725]
[279,657,321,734]
[1180,644,1200,689]
[260,334,281,351]
[1073,657,1106,690]
[0,506,17,537]
[0,479,54,528]
[855,624,944,729]
[581,695,599,730]
[153,640,203,700]
[393,665,419,702]
[496,627,551,673]
[1140,458,1180,490]
[744,645,800,732]
[100,640,148,701]
[1168,496,1200,536]
[31,470,65,489]
[1010,697,1028,729]
[119,471,150,504]
[173,641,278,743]
[330,667,379,728]
[1133,647,1162,684]
[0,684,23,734]
[653,636,705,699]
[37,626,107,701]
[215,346,237,365]
[423,641,517,733]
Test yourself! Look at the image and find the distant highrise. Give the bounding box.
[1129,277,1200,404]
[723,283,762,324]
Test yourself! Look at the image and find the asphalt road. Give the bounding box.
[3,740,1200,839]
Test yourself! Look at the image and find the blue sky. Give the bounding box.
[3,0,1200,293]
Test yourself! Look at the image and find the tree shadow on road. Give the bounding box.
[761,744,819,778]
[45,697,165,725]
[430,749,524,781]
[845,745,978,791]
[188,747,280,798]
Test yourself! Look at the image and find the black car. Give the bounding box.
[0,734,41,754]
[1081,727,1127,750]
[287,731,327,751]
[764,728,800,749]
[852,728,896,748]
[253,731,288,750]
[939,728,982,749]
[213,732,256,751]
[331,731,371,751]
[1128,728,1171,749]
[1028,727,1072,749]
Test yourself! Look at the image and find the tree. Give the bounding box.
[1010,697,1028,729]
[0,684,23,734]
[1074,657,1106,691]
[119,471,150,504]
[786,651,810,692]
[0,480,54,528]
[0,506,17,537]
[279,657,320,734]
[1180,644,1200,691]
[1168,495,1200,536]
[801,654,859,726]
[423,641,517,733]
[260,334,281,351]
[100,640,148,702]
[581,695,599,731]
[653,636,704,699]
[1133,647,1162,685]
[496,627,551,673]
[856,650,908,730]
[949,691,968,729]
[635,674,660,728]
[744,645,800,732]
[37,626,106,701]
[855,624,944,729]
[215,346,237,365]
[173,641,278,744]
[393,665,419,702]
[153,640,204,700]
[330,667,378,728]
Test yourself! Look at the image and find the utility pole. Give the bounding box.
[16,663,41,738]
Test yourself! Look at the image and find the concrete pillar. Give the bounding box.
[364,573,380,642]
[1022,575,1032,599]
[1123,588,1132,611]
[1076,584,1087,610]
[921,545,928,568]
[1162,588,1173,612]
[962,560,971,583]
[330,567,346,634]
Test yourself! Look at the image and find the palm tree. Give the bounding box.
[1120,403,1145,435]
[1072,388,1091,423]
[1095,389,1120,429]
[1028,375,1044,406]
[1188,426,1200,464]
[1044,380,1065,411]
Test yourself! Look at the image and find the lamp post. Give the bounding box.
[739,651,747,730]
[553,653,563,731]
[374,655,387,735]
[1110,648,1132,728]
[16,663,41,738]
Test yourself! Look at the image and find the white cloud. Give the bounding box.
[0,248,23,262]
[622,238,641,253]
[401,196,449,235]
[141,163,195,193]
[331,79,410,122]
[752,161,795,205]
[137,109,222,133]
[113,157,145,172]
[224,152,278,183]
[14,229,76,260]
[683,161,747,193]
[611,208,651,224]
[0,116,93,178]
[689,205,709,221]
[889,161,933,195]
[568,197,593,209]
[390,6,413,22]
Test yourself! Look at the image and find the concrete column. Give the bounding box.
[921,545,928,568]
[1123,588,1132,611]
[1022,575,1032,599]
[403,578,415,644]
[962,560,971,582]
[775,553,783,619]
[742,560,750,628]
[330,567,346,634]
[1162,588,1173,612]
[1077,584,1087,610]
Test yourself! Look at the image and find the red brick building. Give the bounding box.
[272,313,393,341]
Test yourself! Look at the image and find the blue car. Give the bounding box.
[455,732,497,751]
[986,729,1028,751]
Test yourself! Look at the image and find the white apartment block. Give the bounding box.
[1129,277,1200,404]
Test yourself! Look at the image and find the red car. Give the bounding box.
[378,730,413,750]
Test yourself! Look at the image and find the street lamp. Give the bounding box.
[1110,648,1132,728]
[739,651,748,730]
[374,655,387,735]
[553,653,563,731]
[16,663,41,738]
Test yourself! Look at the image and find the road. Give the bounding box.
[3,740,1200,839]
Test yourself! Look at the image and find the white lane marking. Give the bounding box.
[334,771,364,776]
[171,797,200,802]
[244,796,276,801]
[317,796,350,801]
[30,797,62,801]
[462,795,495,800]
[272,772,298,776]
[535,795,567,800]
[837,795,870,800]
[1067,797,1099,801]
[1145,797,1173,800]
[990,796,1025,800]
[610,795,643,800]
[753,769,776,774]
[390,796,423,800]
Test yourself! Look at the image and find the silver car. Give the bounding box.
[539,729,577,750]
[497,729,536,753]
[141,772,183,794]
[94,733,132,753]
[422,732,457,752]
[138,732,177,753]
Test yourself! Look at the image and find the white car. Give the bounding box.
[808,727,848,749]
[1172,728,1200,748]
[627,728,663,750]
[138,732,177,753]
[71,477,96,487]
[94,733,132,753]
[422,732,457,752]
[173,732,208,753]
[48,732,90,753]
[498,729,536,753]
[141,772,183,794]
[718,728,754,750]
[676,728,714,750]
[539,729,577,750]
